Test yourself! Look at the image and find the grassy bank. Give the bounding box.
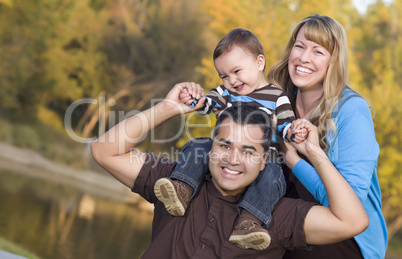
[0,236,42,259]
[0,117,91,170]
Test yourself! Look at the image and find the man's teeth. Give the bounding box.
[296,66,313,74]
[224,168,241,175]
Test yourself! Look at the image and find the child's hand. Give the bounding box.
[165,82,206,113]
[293,128,309,143]
[290,119,322,159]
[180,83,205,107]
[289,119,310,143]
[180,88,193,105]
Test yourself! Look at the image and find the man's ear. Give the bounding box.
[257,54,266,71]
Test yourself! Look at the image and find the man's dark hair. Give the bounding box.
[212,103,272,153]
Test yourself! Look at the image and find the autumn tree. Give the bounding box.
[0,1,52,120]
[353,0,402,239]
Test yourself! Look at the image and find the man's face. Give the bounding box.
[208,118,268,196]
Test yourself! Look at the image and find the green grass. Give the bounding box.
[0,236,42,259]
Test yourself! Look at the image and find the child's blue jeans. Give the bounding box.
[170,137,286,227]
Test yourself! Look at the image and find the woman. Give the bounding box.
[267,14,388,258]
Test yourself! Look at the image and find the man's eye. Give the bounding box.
[243,150,252,155]
[220,144,229,149]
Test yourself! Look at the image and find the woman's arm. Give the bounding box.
[290,121,369,244]
[286,98,379,205]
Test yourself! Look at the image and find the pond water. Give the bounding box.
[0,168,153,259]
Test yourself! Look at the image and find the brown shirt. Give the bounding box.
[133,152,315,259]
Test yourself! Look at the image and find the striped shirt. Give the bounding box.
[198,84,295,153]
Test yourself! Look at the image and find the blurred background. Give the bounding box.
[0,0,401,258]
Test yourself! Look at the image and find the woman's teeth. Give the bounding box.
[296,66,313,74]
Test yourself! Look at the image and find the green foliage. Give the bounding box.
[13,125,41,150]
[42,0,113,118]
[0,118,13,142]
[0,0,50,119]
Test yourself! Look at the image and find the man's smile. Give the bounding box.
[222,167,242,175]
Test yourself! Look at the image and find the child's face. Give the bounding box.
[214,45,267,95]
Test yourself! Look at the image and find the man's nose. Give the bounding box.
[229,149,241,165]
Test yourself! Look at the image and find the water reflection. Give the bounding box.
[0,169,152,259]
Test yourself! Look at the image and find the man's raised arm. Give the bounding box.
[91,82,205,188]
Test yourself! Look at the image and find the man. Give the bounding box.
[91,82,369,258]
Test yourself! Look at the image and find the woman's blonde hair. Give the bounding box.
[268,14,349,149]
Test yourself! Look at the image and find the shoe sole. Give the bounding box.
[154,178,186,216]
[229,231,271,250]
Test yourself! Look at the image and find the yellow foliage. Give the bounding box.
[176,113,216,148]
[0,0,12,7]
[37,106,65,134]
[196,58,221,91]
